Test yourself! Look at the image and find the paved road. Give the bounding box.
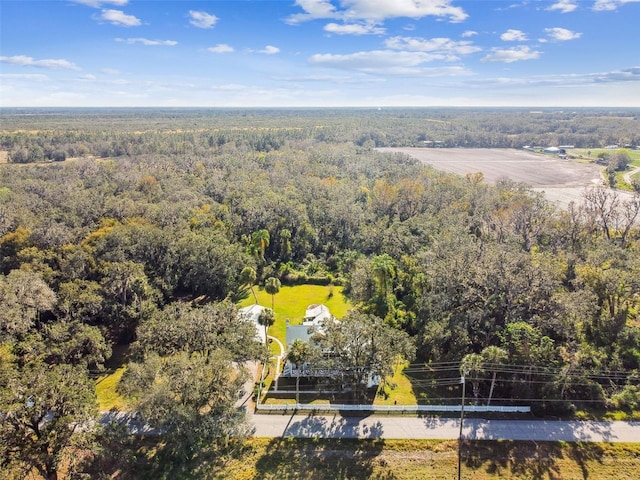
[249,413,640,443]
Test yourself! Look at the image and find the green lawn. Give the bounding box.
[374,361,418,406]
[95,367,127,411]
[571,147,640,164]
[238,284,353,345]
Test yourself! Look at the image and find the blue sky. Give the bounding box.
[1,0,639,107]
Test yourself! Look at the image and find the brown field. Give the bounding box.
[380,147,610,209]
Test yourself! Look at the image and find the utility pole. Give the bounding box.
[458,374,466,480]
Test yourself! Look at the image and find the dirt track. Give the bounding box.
[379,148,607,209]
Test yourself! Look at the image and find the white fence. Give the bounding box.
[256,404,531,414]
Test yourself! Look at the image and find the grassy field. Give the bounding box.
[571,148,640,190]
[12,439,640,479]
[238,283,353,344]
[162,438,640,480]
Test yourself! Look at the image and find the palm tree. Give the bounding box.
[240,266,258,304]
[371,253,395,298]
[460,353,484,405]
[279,228,292,261]
[287,339,312,404]
[257,308,275,345]
[248,229,270,276]
[264,276,281,311]
[481,346,508,406]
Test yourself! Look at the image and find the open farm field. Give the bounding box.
[380,147,624,209]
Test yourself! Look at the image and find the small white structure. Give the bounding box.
[238,304,267,344]
[303,304,332,326]
[543,147,561,154]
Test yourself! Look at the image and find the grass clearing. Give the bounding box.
[375,361,418,406]
[95,367,127,411]
[184,438,640,479]
[572,147,640,190]
[238,283,353,344]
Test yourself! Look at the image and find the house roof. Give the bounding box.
[304,304,331,325]
[285,304,335,346]
[238,304,267,344]
[286,325,315,346]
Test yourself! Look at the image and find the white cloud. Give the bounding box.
[99,9,141,26]
[500,29,528,41]
[272,74,385,84]
[101,68,120,75]
[71,0,128,7]
[544,27,582,41]
[324,22,386,35]
[257,45,280,55]
[309,49,472,76]
[547,1,578,13]
[0,55,81,70]
[189,10,218,28]
[481,46,540,63]
[591,66,640,82]
[287,0,468,24]
[79,74,97,80]
[208,44,234,53]
[286,0,340,23]
[0,73,49,81]
[210,84,246,91]
[385,36,481,56]
[115,38,177,46]
[462,30,477,38]
[593,0,640,11]
[465,66,640,89]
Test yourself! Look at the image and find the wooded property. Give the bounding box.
[1,107,639,479]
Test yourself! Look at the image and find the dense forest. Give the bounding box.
[1,108,639,164]
[1,108,639,478]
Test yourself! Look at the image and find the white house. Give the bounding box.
[280,304,380,389]
[238,304,267,344]
[282,304,335,377]
[303,304,332,325]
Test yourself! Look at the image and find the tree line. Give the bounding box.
[2,108,639,164]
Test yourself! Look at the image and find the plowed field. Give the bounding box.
[380,147,607,208]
